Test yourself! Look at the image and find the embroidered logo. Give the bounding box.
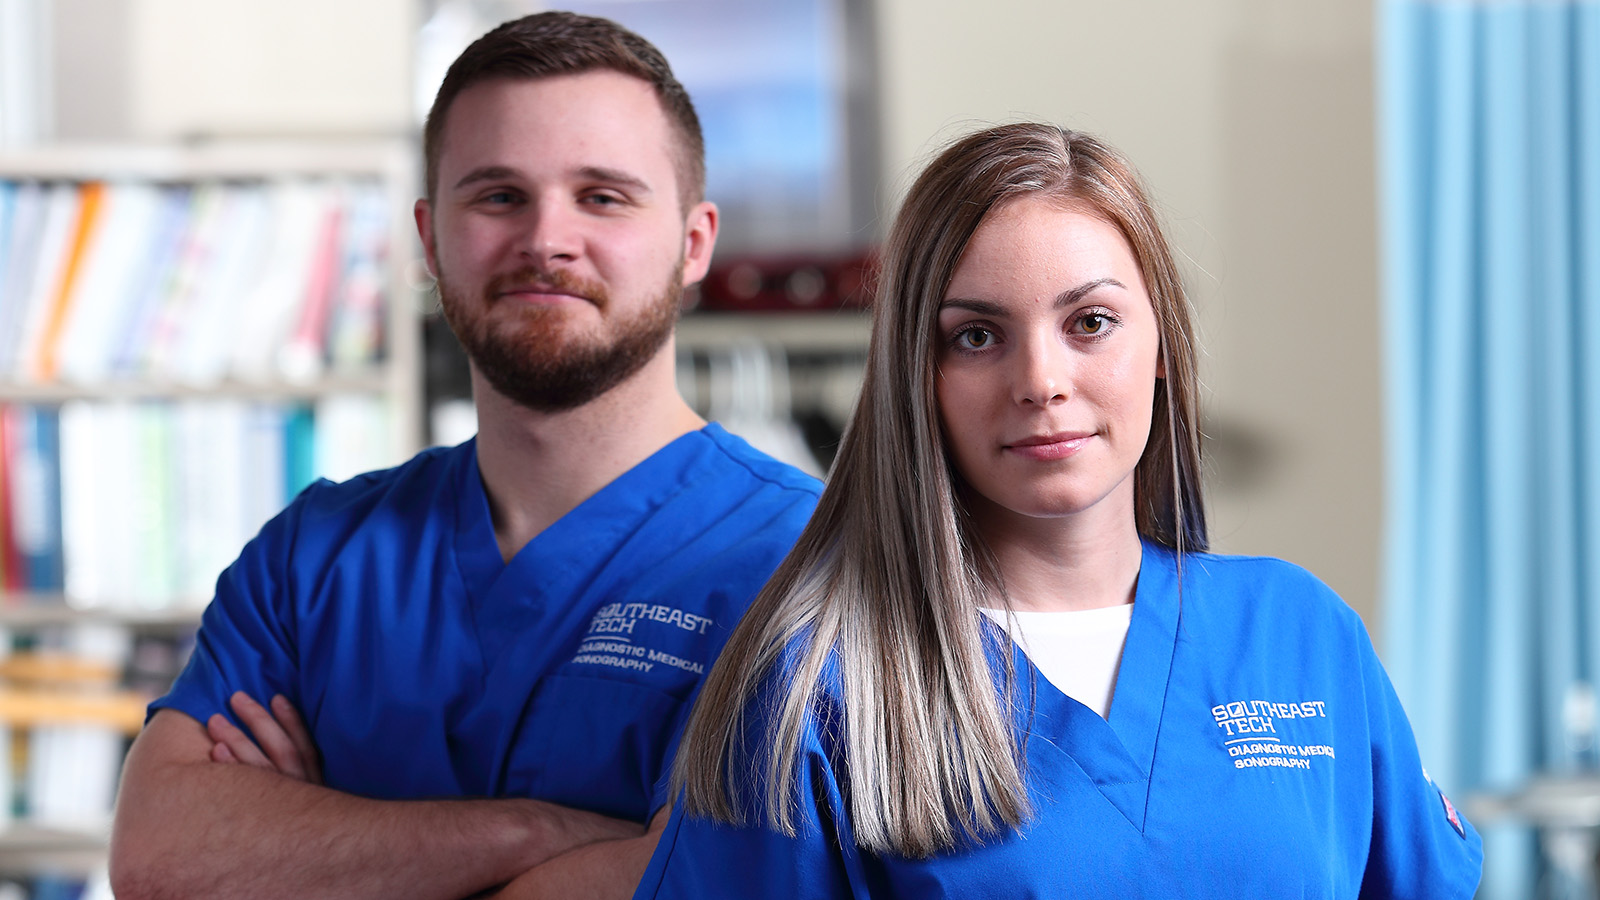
[1438,787,1465,837]
[568,603,717,677]
[1423,767,1467,838]
[1213,698,1335,771]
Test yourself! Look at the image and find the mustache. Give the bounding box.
[484,266,609,307]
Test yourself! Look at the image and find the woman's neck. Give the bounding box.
[972,499,1144,613]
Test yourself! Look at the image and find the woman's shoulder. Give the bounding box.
[1162,546,1368,637]
[1182,549,1331,591]
[719,629,846,761]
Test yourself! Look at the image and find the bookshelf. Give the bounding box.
[0,139,424,450]
[0,139,426,889]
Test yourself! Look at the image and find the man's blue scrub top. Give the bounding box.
[636,542,1483,898]
[151,424,821,822]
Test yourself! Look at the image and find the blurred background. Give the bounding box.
[0,0,1596,896]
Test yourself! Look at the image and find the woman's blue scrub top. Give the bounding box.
[636,543,1483,898]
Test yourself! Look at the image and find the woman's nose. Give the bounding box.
[1013,336,1070,407]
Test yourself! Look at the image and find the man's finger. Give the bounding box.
[228,692,309,781]
[206,712,274,771]
[270,695,323,785]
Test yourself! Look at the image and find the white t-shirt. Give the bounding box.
[979,603,1134,719]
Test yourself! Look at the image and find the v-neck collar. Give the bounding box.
[452,430,714,592]
[444,427,721,792]
[1014,539,1182,833]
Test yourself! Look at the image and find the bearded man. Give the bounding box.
[109,13,821,900]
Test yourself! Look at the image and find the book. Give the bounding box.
[229,180,334,383]
[172,400,247,605]
[127,404,174,606]
[284,405,317,500]
[55,183,164,385]
[109,185,192,379]
[278,186,346,382]
[172,184,272,386]
[0,182,47,377]
[328,181,390,370]
[6,406,63,592]
[32,182,108,382]
[313,393,394,485]
[0,410,13,594]
[0,182,15,338]
[240,404,287,549]
[57,401,106,607]
[137,183,228,378]
[11,184,85,382]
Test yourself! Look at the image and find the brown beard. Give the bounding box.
[439,260,683,412]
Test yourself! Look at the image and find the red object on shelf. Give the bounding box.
[692,249,878,313]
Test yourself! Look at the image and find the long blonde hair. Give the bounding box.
[674,124,1206,858]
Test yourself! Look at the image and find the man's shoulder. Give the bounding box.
[692,424,824,500]
[266,441,469,555]
[293,441,467,515]
[666,425,823,554]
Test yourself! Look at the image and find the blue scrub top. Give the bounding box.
[151,424,821,822]
[635,542,1483,898]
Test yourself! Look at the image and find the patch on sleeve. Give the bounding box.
[1437,786,1465,838]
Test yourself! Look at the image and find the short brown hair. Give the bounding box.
[422,11,706,208]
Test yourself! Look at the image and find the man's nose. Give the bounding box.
[520,198,581,263]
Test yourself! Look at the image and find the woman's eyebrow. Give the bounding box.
[941,277,1127,315]
[1054,277,1126,308]
[938,297,1005,315]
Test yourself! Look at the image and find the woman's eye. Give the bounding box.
[1075,311,1117,336]
[956,328,995,350]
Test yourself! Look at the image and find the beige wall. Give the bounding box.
[875,0,1385,632]
[54,0,413,140]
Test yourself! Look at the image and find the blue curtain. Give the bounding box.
[1380,1,1600,896]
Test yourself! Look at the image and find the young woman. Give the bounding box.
[633,124,1482,898]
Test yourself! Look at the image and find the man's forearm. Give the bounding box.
[493,807,672,900]
[110,713,641,900]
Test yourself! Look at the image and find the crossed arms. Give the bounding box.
[109,692,668,900]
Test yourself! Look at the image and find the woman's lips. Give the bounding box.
[1004,432,1094,461]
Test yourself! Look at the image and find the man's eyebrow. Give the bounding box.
[452,166,519,191]
[577,166,652,194]
[449,165,654,195]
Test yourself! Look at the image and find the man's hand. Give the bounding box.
[207,691,323,784]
